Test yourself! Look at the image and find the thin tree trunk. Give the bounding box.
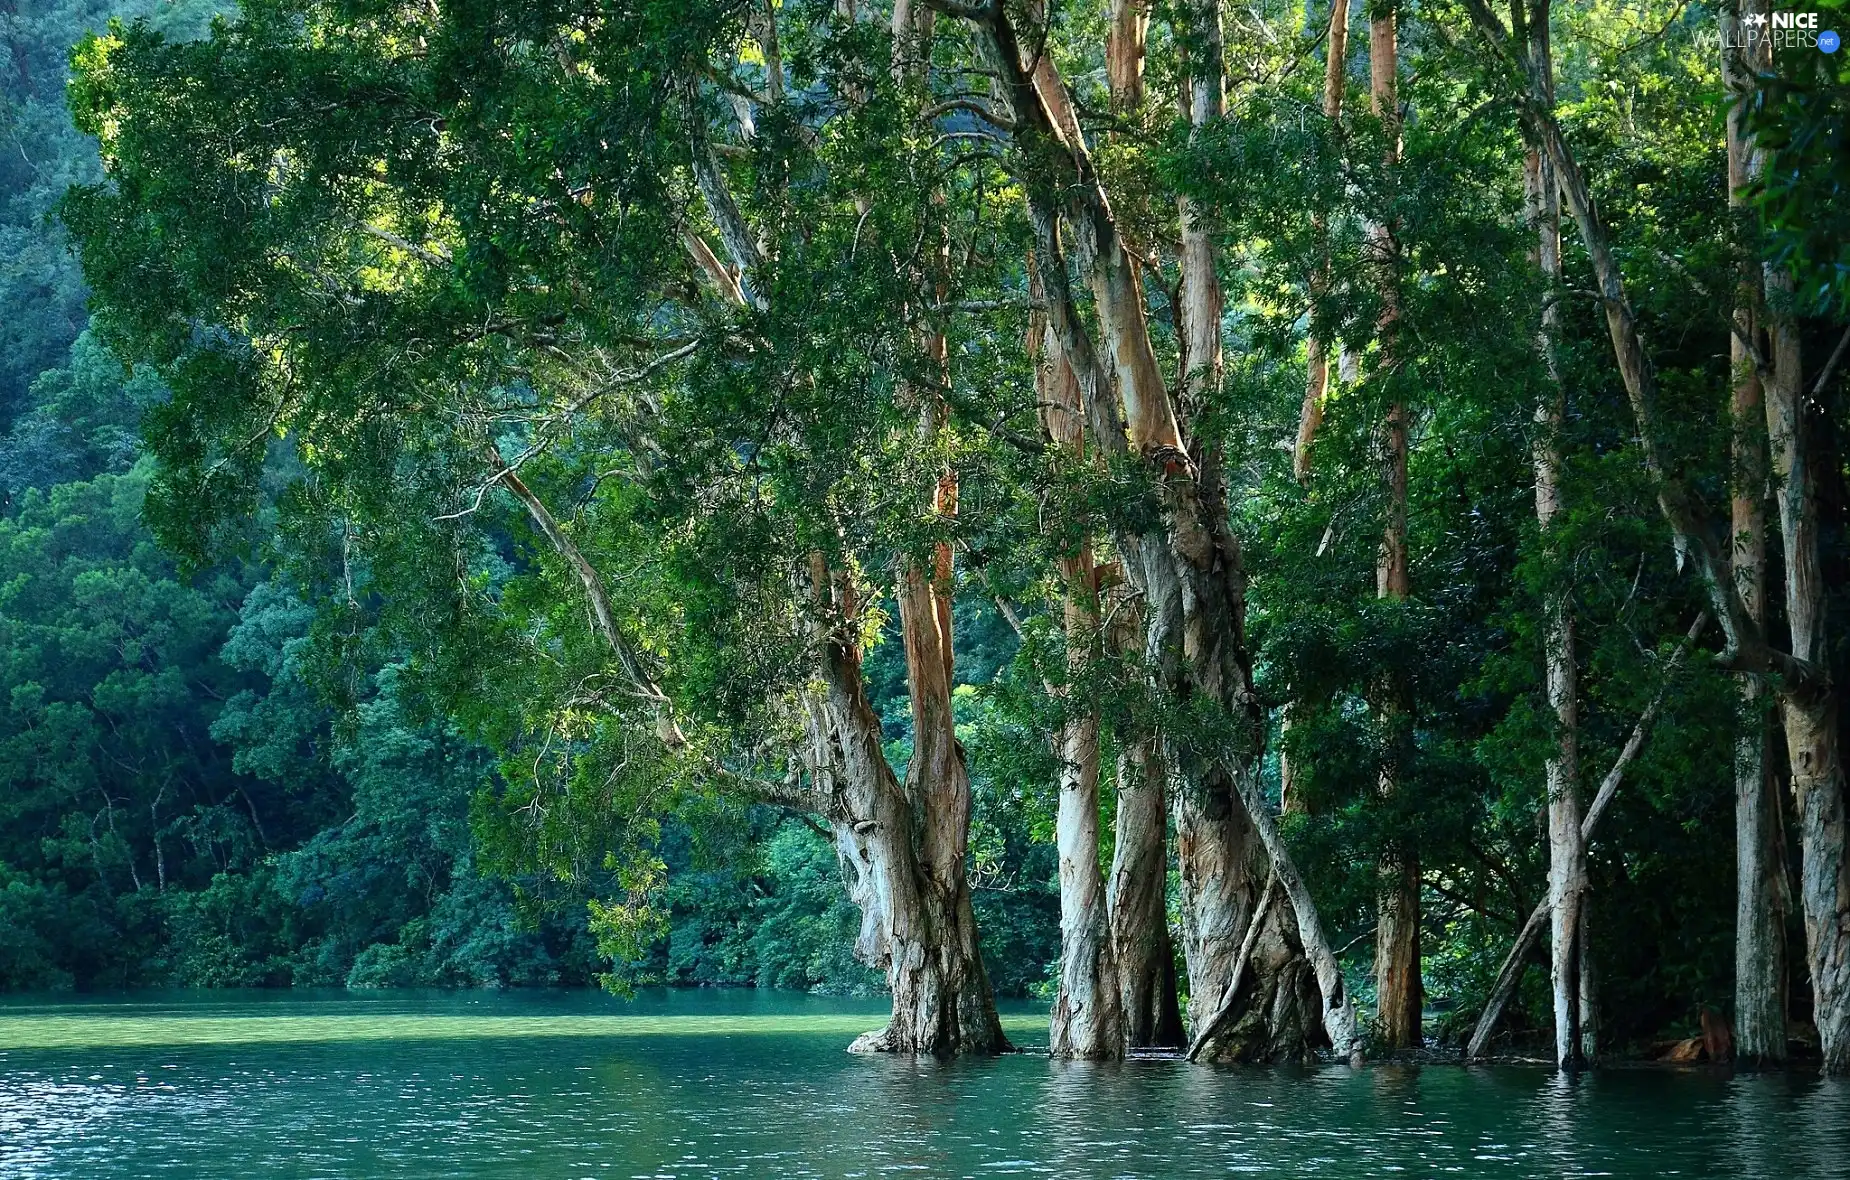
[1032,301,1127,1060]
[1366,0,1421,1053]
[1457,0,1781,674]
[1722,0,1789,1066]
[1464,0,1844,1068]
[1466,614,1705,1058]
[1294,0,1352,484]
[1525,127,1589,1069]
[1763,277,1850,1075]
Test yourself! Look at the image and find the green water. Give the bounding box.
[1,990,1845,1178]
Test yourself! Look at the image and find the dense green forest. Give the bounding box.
[2,0,1846,1072]
[2,0,1000,997]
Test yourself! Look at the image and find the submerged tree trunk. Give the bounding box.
[1108,729,1186,1047]
[1763,283,1850,1075]
[1526,136,1589,1070]
[1722,3,1788,1066]
[1465,614,1705,1058]
[825,548,1008,1056]
[1367,0,1421,1054]
[1463,0,1844,1070]
[1033,305,1127,1060]
[955,0,1356,1060]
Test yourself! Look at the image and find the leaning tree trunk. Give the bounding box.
[1723,0,1789,1067]
[1763,281,1850,1075]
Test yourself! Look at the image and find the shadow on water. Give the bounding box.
[2,989,1848,1178]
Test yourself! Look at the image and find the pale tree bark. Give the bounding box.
[822,553,1009,1056]
[1365,0,1421,1053]
[1174,0,1337,1062]
[1526,136,1589,1071]
[680,40,1005,1054]
[1467,614,1705,1059]
[1030,295,1127,1059]
[1462,0,1846,1072]
[945,0,1358,1060]
[1028,207,1185,1052]
[1095,0,1183,1051]
[1722,0,1788,1067]
[1106,590,1187,1048]
[1763,281,1850,1074]
[1294,0,1351,484]
[1107,0,1149,114]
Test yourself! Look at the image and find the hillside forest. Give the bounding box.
[3,0,1848,1071]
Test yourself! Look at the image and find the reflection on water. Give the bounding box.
[1,989,1846,1178]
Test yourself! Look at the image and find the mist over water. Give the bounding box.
[1,989,1845,1179]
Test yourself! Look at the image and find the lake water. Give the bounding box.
[1,989,1846,1178]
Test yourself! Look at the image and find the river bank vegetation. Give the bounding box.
[2,0,1846,1072]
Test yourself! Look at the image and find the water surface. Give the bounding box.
[1,989,1845,1178]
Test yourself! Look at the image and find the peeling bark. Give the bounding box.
[1525,137,1589,1070]
[1722,0,1788,1066]
[1763,278,1850,1075]
[955,0,1356,1060]
[1032,299,1127,1060]
[821,556,1008,1057]
[1107,0,1149,114]
[681,52,1004,1053]
[1107,727,1186,1047]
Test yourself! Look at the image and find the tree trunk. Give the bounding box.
[1763,282,1850,1075]
[826,551,1008,1056]
[1364,0,1421,1053]
[1107,726,1186,1047]
[1524,133,1590,1070]
[1097,0,1182,1055]
[1170,0,1337,1063]
[1107,0,1149,114]
[964,0,1356,1060]
[1458,0,1783,672]
[1465,613,1705,1058]
[1051,684,1122,1057]
[1033,304,1127,1060]
[1722,0,1789,1066]
[1294,0,1352,484]
[1463,0,1839,1068]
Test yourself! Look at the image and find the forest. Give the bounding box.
[1,0,1846,1076]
